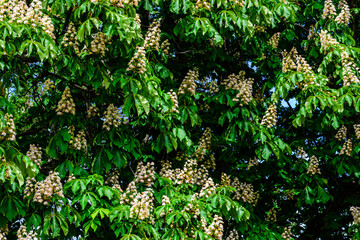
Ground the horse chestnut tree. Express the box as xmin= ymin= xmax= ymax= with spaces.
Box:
xmin=0 ymin=0 xmax=360 ymax=239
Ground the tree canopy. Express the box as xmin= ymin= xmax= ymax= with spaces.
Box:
xmin=1 ymin=0 xmax=360 ymax=239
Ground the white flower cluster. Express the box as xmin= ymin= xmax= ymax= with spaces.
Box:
xmin=335 ymin=0 xmax=351 ymax=25
xmin=17 ymin=225 xmax=38 ymax=240
xmin=226 ymin=229 xmax=239 ymax=240
xmin=162 ymin=195 xmax=171 ymax=205
xmin=341 ymin=49 xmax=359 ymax=86
xmin=173 ymin=161 xmax=198 ymax=184
xmin=0 ymin=0 xmax=55 ymax=39
xmin=354 ymin=124 xmax=360 ymax=139
xmin=266 ymin=207 xmax=277 ymax=222
xmin=184 ymin=194 xmax=200 ymax=216
xmin=127 ymin=46 xmax=147 ymax=74
xmin=230 ymin=0 xmax=244 ymax=7
xmin=199 ymin=177 xmax=216 ymax=198
xmin=254 ymin=25 xmax=266 ymax=33
xmin=339 ymin=139 xmax=352 ymax=156
xmin=168 ymin=90 xmax=179 ymax=113
xmin=120 ymin=181 xmax=138 ymax=204
xmin=194 ymin=128 xmax=212 ymax=163
xmin=43 ymin=79 xmax=55 ymax=92
xmin=281 ymin=48 xmax=298 ymax=73
xmin=160 ymin=195 xmax=172 ymax=217
xmin=307 ymin=155 xmax=321 ymax=175
xmin=207 ymin=80 xmax=219 ymax=94
xmin=134 ymin=162 xmax=155 ymax=187
xmin=26 ymin=144 xmax=42 ymax=168
xmin=2 ymin=157 xmax=10 ymax=180
xmin=61 ymin=23 xmax=80 ymax=55
xmin=0 ymin=225 xmax=8 ymax=240
xmin=322 ymin=0 xmax=336 ymax=19
xmin=0 ymin=113 xmax=16 ymax=141
xmin=24 ymin=93 xmax=34 ymax=110
xmin=159 ymin=161 xmax=173 ymax=179
xmin=319 ymin=30 xmax=359 ymax=86
xmin=282 ymin=47 xmax=322 ymax=88
xmin=350 ymin=206 xmax=360 ymax=224
xmin=247 ymin=157 xmax=258 ymax=170
xmin=67 ymin=173 xmax=76 ymax=182
xmin=144 ymin=20 xmax=161 ymax=51
xmin=89 ymin=32 xmax=109 ymax=57
xmin=159 ymin=158 xmax=209 ymax=186
xmin=296 ymin=55 xmax=317 ymax=88
xmin=134 ymin=13 xmax=141 ymax=26
xmin=268 ymin=32 xmax=281 ymax=49
xmin=24 ymin=177 xmax=36 ymax=198
xmin=221 ymin=173 xmax=231 ymax=186
xmin=199 ymin=103 xmax=210 ymax=112
xmin=319 ymin=30 xmax=339 ymax=53
xmin=205 ymin=215 xmax=224 ymax=240
xmin=335 ymin=125 xmax=347 ymax=141
xmin=284 ymin=189 xmax=295 ymax=200
xmin=105 ymin=169 xmax=122 ymax=191
xmin=296 ymin=146 xmax=308 ymax=159
xmin=307 ymin=25 xmax=315 ymax=40
xmin=232 ymin=178 xmax=259 ymax=206
xmin=33 ymin=171 xmax=64 ymax=205
xmin=179 ymin=68 xmax=199 ymax=95
xmin=108 ymin=0 xmax=139 ymax=7
xmin=181 ymin=158 xmax=210 ymax=185
xmin=130 ymin=189 xmax=154 ymax=220
xmin=195 ymin=0 xmax=211 ymax=10
xmin=222 ymin=71 xmax=254 ymax=105
xmin=87 ymin=105 xmax=100 ymax=118
xmin=260 ymin=103 xmax=277 ymax=128
xmin=69 ymin=130 xmax=87 ymax=151
xmin=199 ymin=77 xmax=219 ymax=95
xmin=102 ymin=104 xmax=122 ymax=130
xmin=281 ymin=226 xmax=293 ymax=240
xmin=56 ymin=87 xmax=75 ymax=115
xmin=107 ymin=0 xmax=122 ymax=7
xmin=161 ymin=39 xmax=170 ymax=55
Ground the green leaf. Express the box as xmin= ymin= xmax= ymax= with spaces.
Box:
xmin=262 ymin=144 xmax=271 ymax=160
xmin=28 ymin=214 xmax=42 ymax=228
xmin=136 ymin=94 xmax=150 ymax=115
xmin=164 ymin=134 xmax=173 ymax=153
xmin=166 ymin=212 xmax=176 ymax=225
xmin=144 ymin=0 xmax=153 ymax=11
xmin=173 ymin=128 xmax=186 ymax=141
xmin=113 ymin=150 xmax=127 ymax=169
xmin=46 ymin=137 xmax=58 ymax=158
xmin=170 ymin=0 xmax=181 ymax=13
xmin=317 ymin=186 xmax=331 ymax=203
xmin=260 ymin=131 xmax=267 ymax=143
xmin=80 ymin=194 xmax=88 ymax=210
xmin=304 ymin=186 xmax=314 ymax=205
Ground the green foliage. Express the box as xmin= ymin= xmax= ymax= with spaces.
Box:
xmin=1 ymin=0 xmax=360 ymax=239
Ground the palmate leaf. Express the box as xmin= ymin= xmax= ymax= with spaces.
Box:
xmin=43 ymin=212 xmax=68 ymax=237
xmin=120 ymin=234 xmax=141 ymax=240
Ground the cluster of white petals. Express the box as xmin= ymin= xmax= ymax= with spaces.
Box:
xmin=0 ymin=0 xmax=55 ymax=38
xmin=17 ymin=225 xmax=39 ymax=240
xmin=179 ymin=69 xmax=199 ymax=95
xmin=222 ymin=71 xmax=253 ymax=105
xmin=260 ymin=103 xmax=277 ymax=128
xmin=0 ymin=113 xmax=16 ymax=141
xmin=26 ymin=144 xmax=42 ymax=168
